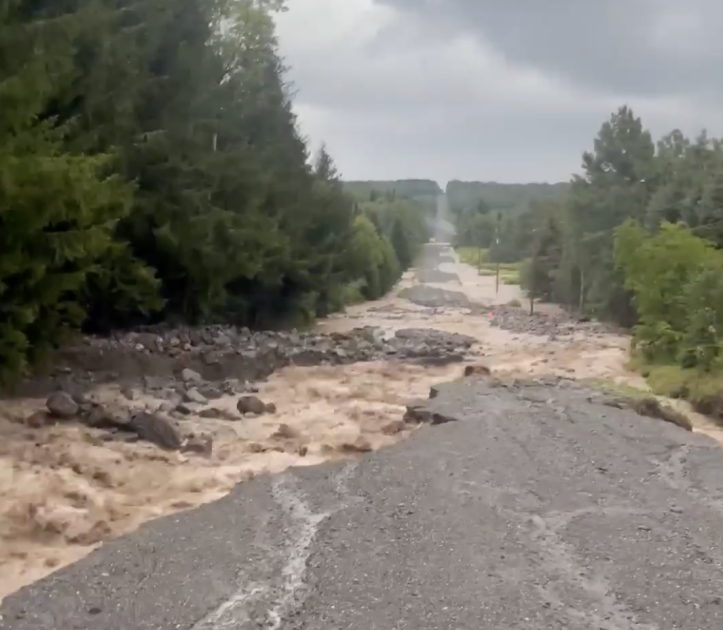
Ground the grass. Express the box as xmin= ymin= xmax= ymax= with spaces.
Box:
xmin=495 ymin=262 xmax=523 ymax=271
xmin=627 ymin=356 xmax=723 ymax=422
xmin=456 ymin=246 xmax=487 ymax=267
xmin=500 ymin=269 xmax=520 ymax=285
xmin=584 ymin=377 xmax=651 ymax=400
xmin=584 ymin=376 xmax=693 ymax=431
xmin=455 ymin=247 xmax=522 ymax=284
xmin=643 ymin=363 xmax=723 ymax=400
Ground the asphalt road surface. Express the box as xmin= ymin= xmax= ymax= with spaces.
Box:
xmin=4 ymin=376 xmax=723 ymax=629
xmin=3 ymin=230 xmax=723 ymax=629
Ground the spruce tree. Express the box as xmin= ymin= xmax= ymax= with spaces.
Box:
xmin=0 ymin=0 xmax=132 ymax=380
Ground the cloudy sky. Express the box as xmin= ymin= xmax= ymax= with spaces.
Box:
xmin=275 ymin=0 xmax=723 ymax=184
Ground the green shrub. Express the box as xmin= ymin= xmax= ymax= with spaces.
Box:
xmin=615 ymin=220 xmax=723 ymax=370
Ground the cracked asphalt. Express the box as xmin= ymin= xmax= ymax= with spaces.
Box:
xmin=4 ymin=377 xmax=723 ymax=629
xmin=3 ymin=202 xmax=723 ymax=629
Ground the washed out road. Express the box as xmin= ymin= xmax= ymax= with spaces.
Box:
xmin=3 ymin=209 xmax=723 ymax=629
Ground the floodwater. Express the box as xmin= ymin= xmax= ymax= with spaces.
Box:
xmin=0 ymin=244 xmax=714 ymax=602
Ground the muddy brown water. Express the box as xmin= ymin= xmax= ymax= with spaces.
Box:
xmin=0 ymin=244 xmax=718 ymax=602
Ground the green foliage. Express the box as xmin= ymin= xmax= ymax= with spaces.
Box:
xmin=456 ymin=247 xmax=488 ymax=267
xmin=0 ymin=0 xmax=137 ymax=381
xmin=465 ymin=104 xmax=723 ymax=414
xmin=446 ymin=181 xmax=569 ymax=215
xmin=0 ymin=0 xmax=431 ymax=382
xmin=520 ymin=205 xmax=564 ymax=301
xmin=449 ymin=182 xmax=567 ymax=261
xmin=614 ymin=220 xmax=723 ymax=371
xmin=477 ymin=106 xmax=683 ymax=326
xmin=460 ymin=104 xmax=723 ymax=397
xmin=342 ymin=195 xmax=430 ymax=301
xmin=343 ymin=180 xmax=441 ymax=201
xmin=362 ymin=198 xmax=430 ymax=267
xmin=454 ymin=211 xmax=495 ymax=249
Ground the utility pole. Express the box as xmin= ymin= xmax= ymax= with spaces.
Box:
xmin=495 ymin=237 xmax=500 ymax=294
xmin=529 ymin=227 xmax=537 ymax=315
xmin=494 ymin=211 xmax=501 ymax=294
xmin=529 ymin=254 xmax=536 ymax=315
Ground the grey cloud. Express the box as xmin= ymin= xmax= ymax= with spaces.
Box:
xmin=301 ymin=100 xmax=621 ymax=183
xmin=277 ymin=0 xmax=723 ymax=182
xmin=373 ymin=0 xmax=723 ymax=98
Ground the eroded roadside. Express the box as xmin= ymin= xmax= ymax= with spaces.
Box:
xmin=4 ymin=337 xmax=723 ymax=629
xmin=322 ymin=247 xmax=723 ymax=444
xmin=0 ymin=241 xmax=717 ymax=607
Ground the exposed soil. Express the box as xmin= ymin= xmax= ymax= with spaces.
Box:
xmin=0 ymin=243 xmax=717 ymax=603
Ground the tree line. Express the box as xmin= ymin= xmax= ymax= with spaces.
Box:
xmin=449 ymin=181 xmax=568 ymax=262
xmin=344 ymin=179 xmax=441 ymax=201
xmin=467 ymin=106 xmax=723 ymax=409
xmin=0 ymin=0 xmax=430 ymax=383
xmin=447 ymin=181 xmax=568 ymax=215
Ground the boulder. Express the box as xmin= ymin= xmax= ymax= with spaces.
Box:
xmin=128 ymin=412 xmax=183 ymax=450
xmin=237 ymin=395 xmax=270 ymax=415
xmin=46 ymin=392 xmax=78 ymax=419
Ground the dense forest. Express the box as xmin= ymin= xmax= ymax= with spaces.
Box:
xmin=344 ymin=179 xmax=441 ymax=201
xmin=0 ymin=0 xmax=431 ymax=383
xmin=449 ymin=181 xmax=569 ymax=261
xmin=343 ymin=179 xmax=440 ymax=222
xmin=469 ymin=106 xmax=723 ymax=409
xmin=447 ymin=181 xmax=568 ymax=214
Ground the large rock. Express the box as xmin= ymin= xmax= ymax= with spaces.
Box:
xmin=25 ymin=410 xmax=52 ymax=428
xmin=341 ymin=436 xmax=373 ymax=453
xmin=46 ymin=392 xmax=79 ymax=418
xmin=237 ymin=395 xmax=270 ymax=416
xmin=464 ymin=364 xmax=490 ymax=377
xmin=128 ymin=412 xmax=183 ymax=450
xmin=181 ymin=368 xmax=203 ymax=383
xmin=403 ymin=401 xmax=457 ymax=426
xmin=182 ymin=434 xmax=213 ymax=456
xmin=183 ymin=388 xmax=208 ymax=404
xmin=82 ymin=403 xmax=130 ymax=430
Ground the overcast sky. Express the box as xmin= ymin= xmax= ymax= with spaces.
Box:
xmin=275 ymin=0 xmax=723 ymax=184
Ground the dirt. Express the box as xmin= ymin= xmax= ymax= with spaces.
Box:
xmin=0 ymin=243 xmax=718 ymax=603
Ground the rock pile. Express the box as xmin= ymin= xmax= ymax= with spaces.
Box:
xmin=44 ymin=325 xmax=475 ymax=386
xmin=485 ymin=305 xmax=614 ymax=338
xmin=398 ymin=284 xmax=614 ymax=339
xmin=23 ymin=326 xmax=477 ymax=451
xmin=398 ymin=286 xmax=472 ymax=308
xmin=33 ymin=372 xmax=284 ymax=454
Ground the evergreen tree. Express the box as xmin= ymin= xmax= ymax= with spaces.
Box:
xmin=0 ymin=0 xmax=133 ymax=380
xmin=565 ymin=106 xmax=655 ymax=324
xmin=0 ymin=0 xmax=433 ymax=382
